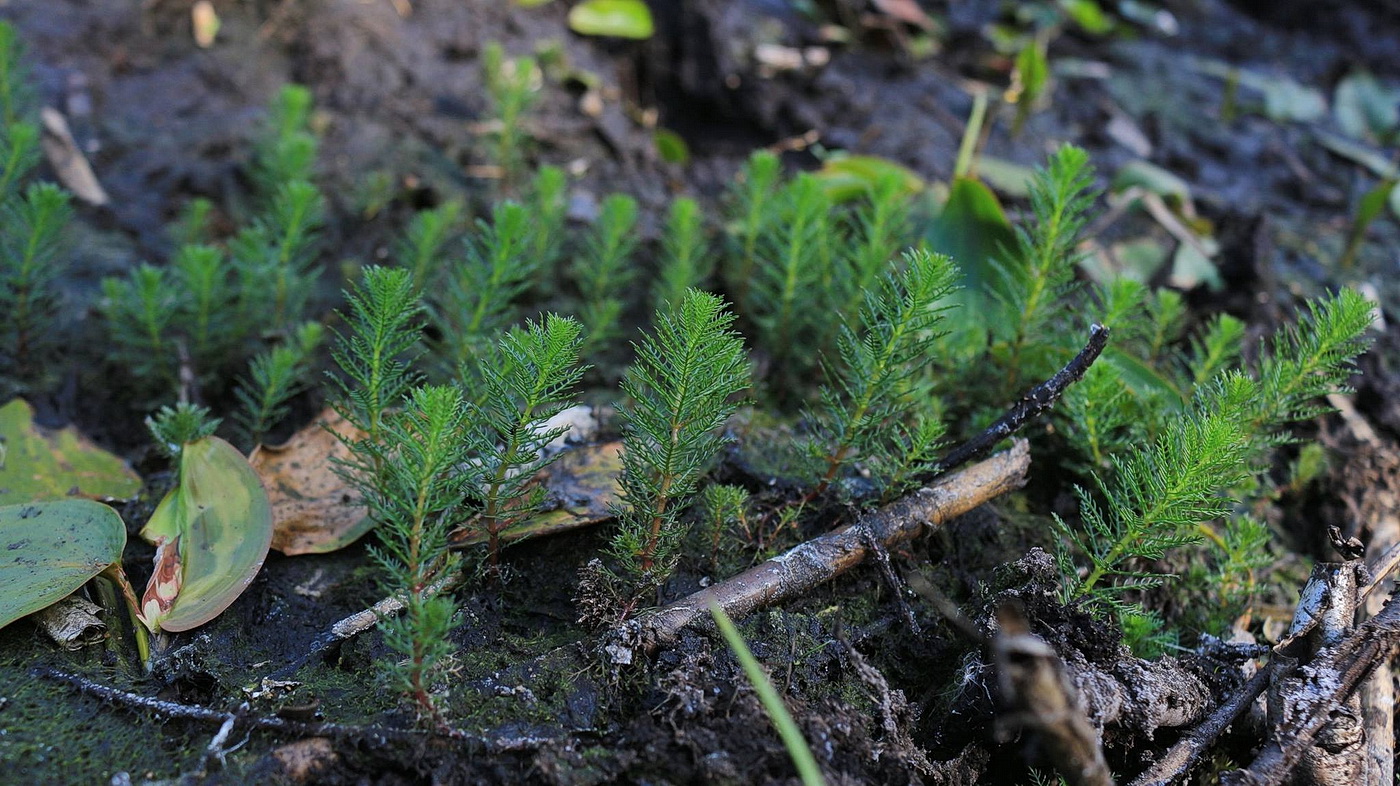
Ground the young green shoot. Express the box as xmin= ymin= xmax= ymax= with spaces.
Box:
xmin=612 ymin=289 xmax=750 ymax=583
xmin=362 ymin=385 xmax=470 ymax=726
xmin=572 ymin=193 xmax=639 ymax=355
xmin=234 ymin=321 xmax=324 ymax=448
xmin=710 ymin=604 xmax=828 ymax=786
xmin=459 ymin=314 xmax=586 ymax=577
xmin=653 ymin=196 xmax=711 ymax=313
xmin=808 ymin=248 xmax=958 ymax=497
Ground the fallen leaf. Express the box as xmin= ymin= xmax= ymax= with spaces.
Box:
xmin=450 ymin=441 xmax=623 ymax=548
xmin=39 ymin=107 xmax=108 ymax=206
xmin=250 ymin=408 xmax=372 ymax=556
xmin=0 ymin=398 xmax=142 ymax=504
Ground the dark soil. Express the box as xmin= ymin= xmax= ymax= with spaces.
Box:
xmin=3 ymin=0 xmax=1399 ymax=783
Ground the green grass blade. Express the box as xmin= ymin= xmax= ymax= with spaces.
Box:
xmin=709 ymin=603 xmax=828 ymax=786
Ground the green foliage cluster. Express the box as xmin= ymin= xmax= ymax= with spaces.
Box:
xmin=608 ymin=290 xmax=750 ymax=582
xmin=0 ymin=21 xmax=1379 ymax=727
xmin=0 ymin=25 xmax=69 ymax=394
xmin=99 ymin=85 xmax=325 ymax=432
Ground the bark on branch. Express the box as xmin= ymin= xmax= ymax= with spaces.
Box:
xmin=607 ymin=440 xmax=1032 ymax=662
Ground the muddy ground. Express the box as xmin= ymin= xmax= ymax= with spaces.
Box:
xmin=2 ymin=0 xmax=1400 ymax=783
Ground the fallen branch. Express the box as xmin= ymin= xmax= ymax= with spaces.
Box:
xmin=1129 ymin=539 xmax=1400 ymax=786
xmin=35 ymin=666 xmax=558 ymax=753
xmin=608 ymin=440 xmax=1032 ymax=661
xmin=993 ymin=601 xmax=1113 ymax=786
xmin=1223 ymin=592 xmax=1400 ymax=785
xmin=929 ymin=324 xmax=1107 ymax=478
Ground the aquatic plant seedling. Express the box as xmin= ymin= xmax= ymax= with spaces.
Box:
xmin=138 ymin=428 xmax=274 ymax=633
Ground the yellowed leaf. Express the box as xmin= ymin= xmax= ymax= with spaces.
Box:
xmin=250 ymin=408 xmax=372 ymax=556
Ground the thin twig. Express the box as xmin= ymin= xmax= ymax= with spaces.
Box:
xmin=34 ymin=666 xmax=559 ymax=753
xmin=930 ymin=325 xmax=1108 ymax=478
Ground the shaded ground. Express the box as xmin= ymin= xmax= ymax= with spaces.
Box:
xmin=3 ymin=0 xmax=1400 ymax=783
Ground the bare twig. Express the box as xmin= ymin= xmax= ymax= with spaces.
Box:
xmin=1129 ymin=543 xmax=1400 ymax=786
xmin=611 ymin=441 xmax=1032 ymax=661
xmin=35 ymin=666 xmax=558 ymax=752
xmin=930 ymin=325 xmax=1108 ymax=478
xmin=1222 ymin=593 xmax=1400 ymax=786
xmin=993 ymin=602 xmax=1114 ymax=786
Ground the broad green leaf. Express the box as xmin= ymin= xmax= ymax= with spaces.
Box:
xmin=1261 ymin=78 xmax=1327 ymax=123
xmin=977 ymin=156 xmax=1036 ymax=198
xmin=568 ymin=0 xmax=654 ymax=39
xmin=1102 ymin=346 xmax=1186 ymax=409
xmin=0 ymin=399 xmax=142 ymax=504
xmin=814 ymin=154 xmax=924 ymax=203
xmin=0 ymin=500 xmax=126 ymax=630
xmin=1112 ymin=160 xmax=1191 ymax=205
xmin=1169 ymin=243 xmax=1222 ymax=291
xmin=1334 ymin=71 xmax=1400 ymax=144
xmin=654 ymin=128 xmax=690 ymax=165
xmin=925 ymin=177 xmax=1015 ymax=297
xmin=138 ymin=436 xmax=272 ymax=632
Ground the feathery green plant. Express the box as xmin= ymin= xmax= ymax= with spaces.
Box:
xmin=840 ymin=172 xmax=913 ymax=319
xmin=100 ymin=264 xmax=181 ymax=396
xmin=1058 ymin=290 xmax=1374 ymax=628
xmin=234 ymin=321 xmax=324 ymax=448
xmin=230 ymin=179 xmax=325 ymax=334
xmin=481 ymin=42 xmax=541 ymax=187
xmin=701 ymin=483 xmax=750 ymax=568
xmin=396 ymin=200 xmax=462 ymax=291
xmin=611 ymin=289 xmax=750 ymax=583
xmin=330 ymin=266 xmax=423 ymax=450
xmin=458 ymin=314 xmax=586 ymax=576
xmin=572 ymin=193 xmax=639 ymax=355
xmin=807 ymin=248 xmax=958 ymax=498
xmin=992 ymin=144 xmax=1096 ymax=389
xmin=748 ymin=173 xmax=836 ymax=384
xmin=172 ymin=243 xmax=234 ymax=373
xmin=725 ymin=150 xmax=782 ymax=309
xmin=1 ymin=183 xmax=72 ymax=384
xmin=525 ymin=165 xmax=568 ymax=288
xmin=437 ymin=200 xmax=535 ymax=367
xmin=653 ymin=196 xmax=711 ymax=313
xmin=0 ymin=22 xmax=38 ymax=200
xmin=252 ymin=84 xmax=318 ymax=200
xmin=359 ymin=384 xmax=470 ymax=726
xmin=146 ymin=402 xmax=221 ymax=459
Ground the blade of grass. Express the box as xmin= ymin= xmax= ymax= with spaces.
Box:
xmin=709 ymin=603 xmax=829 ymax=786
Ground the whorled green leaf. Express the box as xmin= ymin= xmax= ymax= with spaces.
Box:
xmin=813 ymin=154 xmax=924 ymax=203
xmin=138 ymin=436 xmax=272 ymax=633
xmin=0 ymin=500 xmax=126 ymax=630
xmin=0 ymin=399 xmax=142 ymax=504
xmin=567 ymin=0 xmax=654 ymax=39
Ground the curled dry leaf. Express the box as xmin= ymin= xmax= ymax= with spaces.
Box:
xmin=250 ymin=408 xmax=373 ymax=556
xmin=0 ymin=398 xmax=142 ymax=504
xmin=39 ymin=107 xmax=108 ymax=205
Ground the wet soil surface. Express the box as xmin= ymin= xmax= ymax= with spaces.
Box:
xmin=3 ymin=0 xmax=1400 ymax=783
